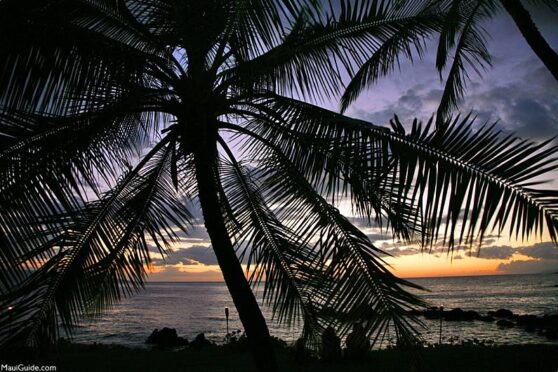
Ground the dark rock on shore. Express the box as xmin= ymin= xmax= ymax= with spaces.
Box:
xmin=410 ymin=306 xmax=558 ymax=341
xmin=492 ymin=309 xmax=514 ymax=318
xmin=496 ymin=319 xmax=515 ymax=328
xmin=415 ymin=307 xmax=482 ymax=321
xmin=422 ymin=307 xmax=443 ymax=319
xmin=190 ymin=333 xmax=213 ymax=349
xmin=146 ymin=328 xmax=188 ymax=347
xmin=444 ymin=308 xmax=481 ymax=321
xmin=516 ymin=315 xmax=539 ymax=328
xmin=545 ymin=329 xmax=558 ymax=340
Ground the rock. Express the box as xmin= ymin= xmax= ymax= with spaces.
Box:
xmin=544 ymin=329 xmax=558 ymax=340
xmin=465 ymin=310 xmax=482 ymax=321
xmin=424 ymin=308 xmax=443 ymax=319
xmin=145 ymin=328 xmax=188 ymax=347
xmin=479 ymin=316 xmax=495 ymax=322
xmin=494 ymin=309 xmax=514 ymax=318
xmin=444 ymin=308 xmax=464 ymax=321
xmin=496 ymin=319 xmax=515 ymax=328
xmin=542 ymin=314 xmax=558 ymax=327
xmin=190 ymin=333 xmax=213 ymax=349
xmin=443 ymin=308 xmax=480 ymax=321
xmin=516 ymin=315 xmax=540 ymax=329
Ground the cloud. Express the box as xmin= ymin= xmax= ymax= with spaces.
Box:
xmin=353 ymin=61 xmax=558 ymax=140
xmin=471 ymin=245 xmax=516 ymax=260
xmin=447 ymin=242 xmax=558 ymax=261
xmin=378 ymin=238 xmax=558 ymax=265
xmin=146 ymin=222 xmax=211 ymax=256
xmin=518 ymin=242 xmax=558 ymax=260
xmin=365 ymin=232 xmax=392 ymax=242
xmin=381 ymin=245 xmax=421 ymax=257
xmin=154 ymin=245 xmax=218 ymax=266
xmin=148 ymin=264 xmax=223 ymax=282
xmin=497 ymin=259 xmax=558 ymax=275
xmin=352 ymin=84 xmax=440 ymax=127
xmin=462 ymin=68 xmax=558 ymax=138
xmin=474 ymin=242 xmax=558 ymax=274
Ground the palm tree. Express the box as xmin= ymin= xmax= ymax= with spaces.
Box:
xmin=501 ymin=0 xmax=558 ymax=79
xmin=0 ymin=1 xmax=557 ymax=371
xmin=340 ymin=0 xmax=558 ymax=126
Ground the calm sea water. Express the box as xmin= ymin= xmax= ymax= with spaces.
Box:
xmin=70 ymin=273 xmax=558 ymax=347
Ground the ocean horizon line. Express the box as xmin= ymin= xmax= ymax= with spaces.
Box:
xmin=145 ymin=271 xmax=556 ymax=284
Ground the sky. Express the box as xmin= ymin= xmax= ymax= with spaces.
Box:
xmin=148 ymin=5 xmax=558 ymax=282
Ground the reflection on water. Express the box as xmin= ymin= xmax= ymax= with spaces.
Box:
xmin=71 ymin=273 xmax=558 ymax=347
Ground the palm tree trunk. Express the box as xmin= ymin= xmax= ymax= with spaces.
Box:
xmin=501 ymin=0 xmax=558 ymax=81
xmin=193 ymin=146 xmax=277 ymax=372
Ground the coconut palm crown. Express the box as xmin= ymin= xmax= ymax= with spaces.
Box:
xmin=1 ymin=0 xmax=557 ymax=370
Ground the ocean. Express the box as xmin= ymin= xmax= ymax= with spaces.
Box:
xmin=70 ymin=273 xmax=558 ymax=348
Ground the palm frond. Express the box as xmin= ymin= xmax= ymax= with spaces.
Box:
xmin=228 ymin=97 xmax=558 ymax=247
xmin=225 ymin=0 xmax=445 ymax=101
xmin=388 ymin=114 xmax=558 ymax=247
xmin=228 ymin=95 xmax=424 ymax=242
xmin=434 ymin=0 xmax=496 ymax=126
xmin=0 ymin=0 xmax=173 ymax=118
xmin=218 ymin=147 xmax=321 ymax=341
xmin=222 ymin=123 xmax=425 ymax=347
xmin=0 ymin=135 xmax=192 ymax=347
xmin=0 ymin=98 xmax=171 ymax=291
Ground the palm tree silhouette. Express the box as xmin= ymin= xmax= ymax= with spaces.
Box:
xmin=0 ymin=1 xmax=557 ymax=371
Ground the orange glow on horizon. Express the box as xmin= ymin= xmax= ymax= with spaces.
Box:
xmin=146 ymin=254 xmax=535 ymax=282
xmin=385 ymin=254 xmax=506 ymax=278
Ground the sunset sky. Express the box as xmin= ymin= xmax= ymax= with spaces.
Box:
xmin=148 ymin=5 xmax=558 ymax=282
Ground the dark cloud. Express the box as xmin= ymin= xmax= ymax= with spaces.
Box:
xmin=353 ymin=84 xmax=440 ymax=127
xmin=347 ymin=216 xmax=382 ymax=229
xmin=380 ymin=245 xmax=420 ymax=257
xmin=471 ymin=245 xmax=516 ymax=260
xmin=497 ymin=259 xmax=558 ymax=275
xmin=456 ymin=242 xmax=558 ymax=261
xmin=354 ymin=66 xmax=558 ymax=139
xmin=146 ymin=222 xmax=210 ymax=255
xmin=454 ymin=241 xmax=558 ymax=262
xmin=518 ymin=242 xmax=558 ymax=260
xmin=366 ymin=232 xmax=392 ymax=242
xmin=154 ymin=245 xmax=218 ymax=266
xmin=379 ymin=239 xmax=558 ymax=263
xmin=463 ymin=68 xmax=558 ymax=138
